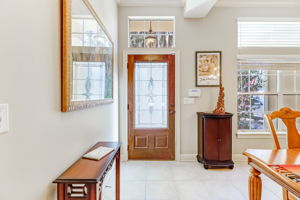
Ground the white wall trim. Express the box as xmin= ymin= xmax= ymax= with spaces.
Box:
xmin=237 ymin=132 xmax=287 ymax=139
xmin=237 ymin=54 xmax=300 ymax=62
xmin=180 ymin=154 xmax=247 ymax=162
xmin=120 ymin=49 xmax=181 ymax=161
xmin=215 ymin=0 xmax=300 ymax=8
xmin=180 ymin=154 xmax=197 ymax=161
xmin=118 ymin=1 xmax=183 ymax=7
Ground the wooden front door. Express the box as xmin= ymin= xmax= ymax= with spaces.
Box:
xmin=128 ymin=54 xmax=175 ymax=160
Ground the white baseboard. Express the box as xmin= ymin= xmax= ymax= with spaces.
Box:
xmin=121 ymin=153 xmax=128 ymax=162
xmin=232 ymin=154 xmax=247 ymax=162
xmin=121 ymin=153 xmax=247 ymax=163
xmin=180 ymin=154 xmax=197 ymax=161
xmin=180 ymin=154 xmax=247 ymax=162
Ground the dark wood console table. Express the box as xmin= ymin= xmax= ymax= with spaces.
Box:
xmin=53 ymin=142 xmax=121 ymax=200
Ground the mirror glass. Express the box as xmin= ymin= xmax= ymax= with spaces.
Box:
xmin=62 ymin=0 xmax=113 ymax=112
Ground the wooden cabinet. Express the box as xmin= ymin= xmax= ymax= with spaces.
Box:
xmin=197 ymin=112 xmax=234 ymax=169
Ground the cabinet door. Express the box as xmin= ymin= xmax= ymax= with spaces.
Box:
xmin=218 ymin=118 xmax=232 ymax=161
xmin=204 ymin=118 xmax=219 ymax=160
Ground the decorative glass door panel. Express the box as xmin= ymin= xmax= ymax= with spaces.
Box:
xmin=135 ymin=62 xmax=168 ymax=128
xmin=128 ymin=55 xmax=175 ymax=160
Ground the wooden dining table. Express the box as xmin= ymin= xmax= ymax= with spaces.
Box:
xmin=243 ymin=149 xmax=300 ymax=200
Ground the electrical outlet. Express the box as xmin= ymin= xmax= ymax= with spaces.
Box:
xmin=0 ymin=104 xmax=9 ymax=134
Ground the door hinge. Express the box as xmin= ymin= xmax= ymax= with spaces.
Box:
xmin=127 ymin=104 xmax=129 ymax=110
xmin=127 ymin=145 xmax=129 ymax=150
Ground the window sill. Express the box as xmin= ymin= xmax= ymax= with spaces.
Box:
xmin=237 ymin=131 xmax=287 ymax=139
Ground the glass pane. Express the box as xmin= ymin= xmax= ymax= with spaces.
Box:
xmin=72 ymin=19 xmax=83 ymax=33
xmin=282 ymin=94 xmax=297 ymax=110
xmin=237 ymin=95 xmax=250 ymax=112
xmin=84 ymin=33 xmax=98 ymax=47
xmin=251 ymin=95 xmax=264 ymax=113
xmin=168 ymin=35 xmax=174 ymax=48
xmin=145 ymin=35 xmax=158 ymax=48
xmin=72 ymin=62 xmax=105 ymax=101
xmin=250 ymin=112 xmax=264 ymax=130
xmin=264 ymin=95 xmax=278 ymax=112
xmin=283 ymin=94 xmax=297 ymax=110
xmin=296 ymin=72 xmax=300 ymax=92
xmin=128 ymin=19 xmax=175 ymax=48
xmin=135 ymin=62 xmax=168 ymax=128
xmin=279 ymin=71 xmax=296 ymax=92
xmin=159 ymin=35 xmax=167 ymax=48
xmin=237 ymin=70 xmax=249 ymax=92
xmin=266 ymin=70 xmax=277 ymax=93
xmin=72 ymin=34 xmax=83 ymax=46
xmin=238 ymin=112 xmax=250 ymax=129
xmin=130 ymin=35 xmax=144 ymax=48
xmin=159 ymin=20 xmax=174 ymax=32
xmin=297 ymin=95 xmax=300 ymax=110
xmin=84 ymin=19 xmax=98 ymax=34
xmin=129 ymin=20 xmax=145 ymax=33
xmin=250 ymin=70 xmax=267 ymax=92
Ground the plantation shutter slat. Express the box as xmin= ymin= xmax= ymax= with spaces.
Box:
xmin=238 ymin=18 xmax=300 ymax=47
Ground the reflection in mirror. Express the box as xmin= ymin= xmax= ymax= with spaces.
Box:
xmin=71 ymin=0 xmax=112 ymax=101
xmin=62 ymin=0 xmax=113 ymax=112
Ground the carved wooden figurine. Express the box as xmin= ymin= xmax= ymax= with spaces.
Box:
xmin=213 ymin=83 xmax=225 ymax=114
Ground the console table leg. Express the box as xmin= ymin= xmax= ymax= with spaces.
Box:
xmin=249 ymin=167 xmax=262 ymax=200
xmin=57 ymin=183 xmax=65 ymax=200
xmin=116 ymin=149 xmax=120 ymax=200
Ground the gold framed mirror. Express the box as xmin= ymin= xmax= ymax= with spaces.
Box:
xmin=61 ymin=0 xmax=114 ymax=112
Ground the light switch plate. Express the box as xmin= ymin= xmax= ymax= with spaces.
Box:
xmin=188 ymin=89 xmax=201 ymax=97
xmin=0 ymin=104 xmax=9 ymax=134
xmin=183 ymin=98 xmax=195 ymax=105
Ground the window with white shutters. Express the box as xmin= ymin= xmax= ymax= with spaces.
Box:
xmin=238 ymin=18 xmax=300 ymax=48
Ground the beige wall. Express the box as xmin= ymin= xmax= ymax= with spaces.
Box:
xmin=118 ymin=6 xmax=300 ymax=155
xmin=0 ymin=0 xmax=118 ymax=199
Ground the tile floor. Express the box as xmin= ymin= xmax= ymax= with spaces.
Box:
xmin=120 ymin=161 xmax=282 ymax=200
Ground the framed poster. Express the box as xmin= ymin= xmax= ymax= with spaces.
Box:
xmin=195 ymin=51 xmax=221 ymax=87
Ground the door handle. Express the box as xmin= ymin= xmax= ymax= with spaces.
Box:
xmin=169 ymin=110 xmax=176 ymax=115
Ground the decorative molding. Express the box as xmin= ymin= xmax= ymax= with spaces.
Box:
xmin=118 ymin=0 xmax=184 ymax=7
xmin=215 ymin=0 xmax=300 ymax=8
xmin=118 ymin=0 xmax=300 ymax=8
xmin=180 ymin=154 xmax=247 ymax=162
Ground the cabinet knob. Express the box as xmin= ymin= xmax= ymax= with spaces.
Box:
xmin=217 ymin=138 xmax=222 ymax=142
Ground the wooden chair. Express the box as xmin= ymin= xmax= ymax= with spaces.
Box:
xmin=265 ymin=107 xmax=300 ymax=200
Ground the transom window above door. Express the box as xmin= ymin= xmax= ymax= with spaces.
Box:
xmin=128 ymin=16 xmax=175 ymax=48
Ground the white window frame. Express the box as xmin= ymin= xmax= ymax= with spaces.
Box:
xmin=237 ymin=55 xmax=300 ymax=137
xmin=128 ymin=16 xmax=176 ymax=48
